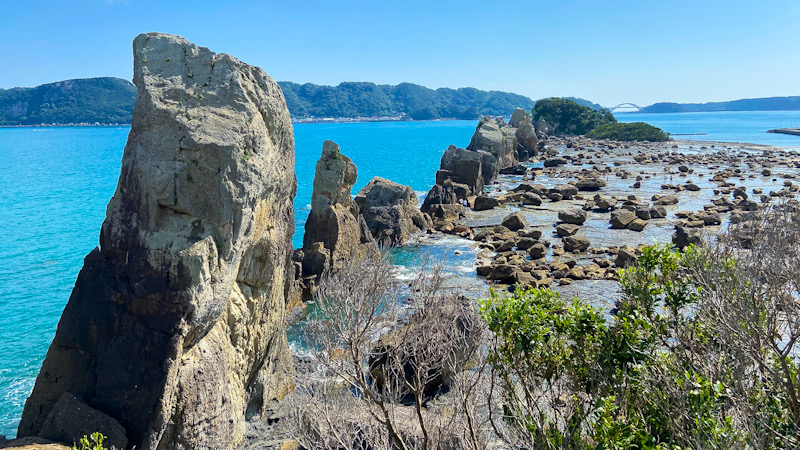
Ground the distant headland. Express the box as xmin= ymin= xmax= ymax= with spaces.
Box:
xmin=638 ymin=96 xmax=800 ymax=113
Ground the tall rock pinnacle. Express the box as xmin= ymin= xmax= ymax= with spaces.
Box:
xmin=18 ymin=33 xmax=296 ymax=449
xmin=302 ymin=140 xmax=379 ymax=277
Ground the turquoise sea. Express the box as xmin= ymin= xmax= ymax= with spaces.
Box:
xmin=1 ymin=111 xmax=799 ymax=438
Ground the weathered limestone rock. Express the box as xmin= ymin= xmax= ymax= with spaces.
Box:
xmin=650 ymin=205 xmax=668 ymax=218
xmin=303 ymin=140 xmax=379 ymax=274
xmin=673 ymin=225 xmax=702 ymax=249
xmin=467 ymin=118 xmax=514 ymax=166
xmin=610 ymin=209 xmax=636 ymax=229
xmin=37 ymin=394 xmax=128 ymax=450
xmin=473 ymin=195 xmax=500 ymax=211
xmin=655 ymin=194 xmax=679 ymax=205
xmin=553 ymin=184 xmax=578 ymax=200
xmin=544 ymin=157 xmax=567 ymax=167
xmin=594 ymin=194 xmax=617 ymax=211
xmin=535 ymin=117 xmax=552 ymax=136
xmin=466 ymin=117 xmax=518 ymax=176
xmin=301 ymin=242 xmax=330 ymax=278
xmin=563 ymin=235 xmax=590 ymax=252
xmin=556 ymin=223 xmax=580 ymax=237
xmin=501 ymin=212 xmax=526 ymax=231
xmin=440 ymin=145 xmax=497 ymax=185
xmin=521 ymin=192 xmax=543 ymax=206
xmin=529 ymin=243 xmax=548 ymax=259
xmin=19 ymin=33 xmax=296 ymax=449
xmin=558 ymin=209 xmax=587 ymax=225
xmin=499 ymin=164 xmax=527 ymax=175
xmin=575 ymin=177 xmax=606 ymax=191
xmin=616 ymin=246 xmax=638 ymax=267
xmin=627 ymin=218 xmax=647 ymax=232
xmin=509 ymin=107 xmax=527 ymax=127
xmin=515 ymin=119 xmax=538 ymax=161
xmin=355 ymin=177 xmax=432 ymax=245
xmin=436 ymin=149 xmax=484 ymax=193
xmin=420 ymin=182 xmax=459 ymax=212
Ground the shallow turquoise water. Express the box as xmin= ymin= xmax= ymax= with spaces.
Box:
xmin=2 ymin=110 xmax=800 ymax=438
xmin=0 ymin=120 xmax=476 ymax=438
xmin=293 ymin=120 xmax=477 ymax=247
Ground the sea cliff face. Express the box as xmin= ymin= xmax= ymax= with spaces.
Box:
xmin=17 ymin=33 xmax=296 ymax=449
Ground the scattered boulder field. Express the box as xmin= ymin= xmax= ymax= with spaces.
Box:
xmin=300 ymin=107 xmax=800 ymax=304
xmin=415 ymin=111 xmax=800 ymax=299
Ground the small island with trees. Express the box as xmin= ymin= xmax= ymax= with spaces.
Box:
xmin=533 ymin=97 xmax=670 ymax=141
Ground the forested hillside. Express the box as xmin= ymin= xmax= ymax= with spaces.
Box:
xmin=277 ymin=81 xmax=536 ymax=119
xmin=0 ymin=77 xmax=136 ymax=125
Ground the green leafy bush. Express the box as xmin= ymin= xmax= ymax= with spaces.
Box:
xmin=586 ymin=122 xmax=670 ymax=141
xmin=479 ymin=244 xmax=767 ymax=448
xmin=532 ymin=97 xmax=616 ymax=135
xmin=72 ymin=432 xmax=107 ymax=450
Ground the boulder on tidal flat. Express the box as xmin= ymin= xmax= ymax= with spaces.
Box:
xmin=501 ymin=211 xmax=527 ymax=231
xmin=563 ymin=235 xmax=590 ymax=252
xmin=473 ymin=195 xmax=500 ymax=211
xmin=610 ymin=209 xmax=636 ymax=229
xmin=558 ymin=208 xmax=587 ymax=225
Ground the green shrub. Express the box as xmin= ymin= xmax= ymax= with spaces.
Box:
xmin=72 ymin=432 xmax=107 ymax=450
xmin=479 ymin=245 xmax=745 ymax=449
xmin=586 ymin=122 xmax=670 ymax=141
xmin=532 ymin=97 xmax=616 ymax=135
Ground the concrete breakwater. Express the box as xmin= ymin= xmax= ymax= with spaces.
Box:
xmin=768 ymin=127 xmax=800 ymax=137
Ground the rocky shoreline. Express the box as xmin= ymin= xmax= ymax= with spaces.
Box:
xmin=290 ymin=110 xmax=800 ymax=312
xmin=7 ymin=32 xmax=800 ymax=450
xmin=411 ymin=129 xmax=799 ymax=306
xmin=241 ymin=110 xmax=800 ymax=449
xmin=286 ymin=107 xmax=800 ymax=344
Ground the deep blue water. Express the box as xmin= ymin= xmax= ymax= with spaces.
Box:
xmin=2 ymin=111 xmax=800 ymax=438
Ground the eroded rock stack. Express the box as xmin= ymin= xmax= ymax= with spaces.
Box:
xmin=301 ymin=140 xmax=379 ymax=278
xmin=422 ymin=112 xmax=538 ymax=219
xmin=18 ymin=33 xmax=296 ymax=450
xmin=355 ymin=177 xmax=432 ymax=246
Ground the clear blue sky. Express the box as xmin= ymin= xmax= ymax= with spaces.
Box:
xmin=1 ymin=0 xmax=798 ymax=107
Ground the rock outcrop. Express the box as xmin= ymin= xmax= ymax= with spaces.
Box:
xmin=467 ymin=117 xmax=518 ymax=172
xmin=439 ymin=145 xmax=491 ymax=188
xmin=355 ymin=177 xmax=431 ymax=245
xmin=423 ymin=113 xmax=537 ymax=217
xmin=510 ymin=108 xmax=539 ymax=161
xmin=302 ymin=140 xmax=379 ymax=276
xmin=19 ymin=33 xmax=296 ymax=449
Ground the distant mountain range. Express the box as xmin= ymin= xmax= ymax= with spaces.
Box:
xmin=639 ymin=96 xmax=800 ymax=113
xmin=277 ymin=81 xmax=535 ymax=120
xmin=1 ymin=76 xmax=797 ymax=126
